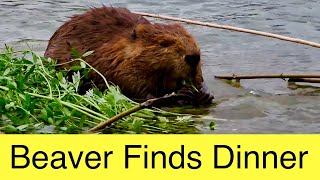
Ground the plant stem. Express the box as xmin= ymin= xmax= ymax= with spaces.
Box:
xmin=73 ymin=94 xmax=101 ymax=111
xmin=65 ymin=100 xmax=107 ymax=119
xmin=27 ymin=92 xmax=107 ymax=122
xmin=88 ymin=93 xmax=177 ymax=132
xmin=75 ymin=58 xmax=110 ymax=89
xmin=0 ymin=86 xmax=9 ymax=91
xmin=38 ymin=71 xmax=53 ymax=98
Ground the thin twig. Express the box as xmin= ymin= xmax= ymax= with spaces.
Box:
xmin=88 ymin=104 xmax=143 ymax=132
xmin=133 ymin=11 xmax=320 ymax=48
xmin=215 ymin=74 xmax=320 ymax=80
xmin=88 ymin=93 xmax=177 ymax=132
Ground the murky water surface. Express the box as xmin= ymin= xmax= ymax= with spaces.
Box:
xmin=1 ymin=0 xmax=320 ymax=133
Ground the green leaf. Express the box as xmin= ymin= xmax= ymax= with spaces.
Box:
xmin=40 ymin=109 xmax=48 ymax=120
xmin=45 ymin=107 xmax=54 ymax=118
xmin=157 ymin=116 xmax=169 ymax=122
xmin=57 ymin=72 xmax=63 ymax=81
xmin=133 ymin=112 xmax=155 ymax=119
xmin=62 ymin=107 xmax=71 ymax=117
xmin=56 ymin=119 xmax=64 ymax=126
xmin=5 ymin=102 xmax=15 ymax=110
xmin=17 ymin=124 xmax=29 ymax=131
xmin=80 ymin=61 xmax=86 ymax=68
xmin=23 ymin=65 xmax=35 ymax=82
xmin=70 ymin=48 xmax=81 ymax=58
xmin=209 ymin=122 xmax=215 ymax=130
xmin=0 ymin=98 xmax=6 ymax=110
xmin=79 ymin=116 xmax=87 ymax=127
xmin=24 ymin=94 xmax=31 ymax=110
xmin=1 ymin=125 xmax=18 ymax=133
xmin=83 ymin=69 xmax=89 ymax=79
xmin=82 ymin=51 xmax=94 ymax=57
xmin=0 ymin=86 xmax=9 ymax=91
xmin=32 ymin=52 xmax=40 ymax=63
xmin=65 ymin=125 xmax=82 ymax=134
xmin=70 ymin=66 xmax=82 ymax=71
xmin=51 ymin=78 xmax=59 ymax=86
xmin=48 ymin=118 xmax=54 ymax=124
xmin=53 ymin=98 xmax=63 ymax=108
xmin=3 ymin=68 xmax=10 ymax=76
xmin=7 ymin=81 xmax=17 ymax=89
xmin=60 ymin=127 xmax=67 ymax=131
xmin=132 ymin=119 xmax=144 ymax=134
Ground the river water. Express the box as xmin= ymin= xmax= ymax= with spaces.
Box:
xmin=1 ymin=0 xmax=320 ymax=133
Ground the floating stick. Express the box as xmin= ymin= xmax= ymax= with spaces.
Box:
xmin=215 ymin=74 xmax=320 ymax=80
xmin=133 ymin=11 xmax=320 ymax=48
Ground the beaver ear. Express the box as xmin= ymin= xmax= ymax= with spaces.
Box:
xmin=131 ymin=29 xmax=138 ymax=39
xmin=133 ymin=24 xmax=154 ymax=38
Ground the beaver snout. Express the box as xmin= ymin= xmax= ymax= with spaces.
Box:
xmin=185 ymin=54 xmax=200 ymax=67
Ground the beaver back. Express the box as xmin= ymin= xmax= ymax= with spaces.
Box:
xmin=45 ymin=7 xmax=149 ymax=61
xmin=45 ymin=6 xmax=213 ymax=104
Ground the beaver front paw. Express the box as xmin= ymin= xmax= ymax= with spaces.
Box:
xmin=176 ymin=86 xmax=214 ymax=106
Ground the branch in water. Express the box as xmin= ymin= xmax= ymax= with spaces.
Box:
xmin=133 ymin=11 xmax=320 ymax=49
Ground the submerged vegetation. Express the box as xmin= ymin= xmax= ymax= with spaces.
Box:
xmin=0 ymin=47 xmax=213 ymax=134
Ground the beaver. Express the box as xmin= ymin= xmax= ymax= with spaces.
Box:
xmin=45 ymin=6 xmax=213 ymax=105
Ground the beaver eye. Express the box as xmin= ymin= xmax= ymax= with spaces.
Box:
xmin=185 ymin=54 xmax=201 ymax=66
xmin=160 ymin=39 xmax=175 ymax=47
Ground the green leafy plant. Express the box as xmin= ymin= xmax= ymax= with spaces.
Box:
xmin=0 ymin=46 xmax=203 ymax=134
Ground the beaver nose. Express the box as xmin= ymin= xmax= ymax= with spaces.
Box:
xmin=185 ymin=54 xmax=200 ymax=67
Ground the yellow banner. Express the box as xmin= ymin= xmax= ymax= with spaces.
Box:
xmin=0 ymin=135 xmax=318 ymax=179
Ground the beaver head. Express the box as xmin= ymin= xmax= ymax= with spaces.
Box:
xmin=121 ymin=23 xmax=202 ymax=97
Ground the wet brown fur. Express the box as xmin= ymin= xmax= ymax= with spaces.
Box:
xmin=45 ymin=6 xmax=211 ymax=102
